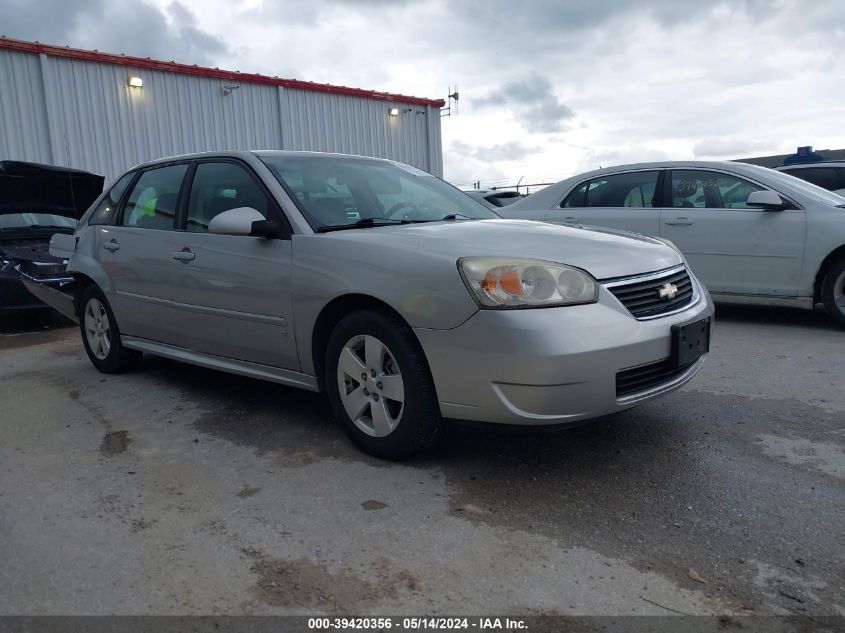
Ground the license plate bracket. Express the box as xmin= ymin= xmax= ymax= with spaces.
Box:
xmin=671 ymin=317 xmax=711 ymax=368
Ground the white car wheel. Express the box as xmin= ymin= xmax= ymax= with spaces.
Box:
xmin=325 ymin=309 xmax=442 ymax=459
xmin=83 ymin=297 xmax=112 ymax=360
xmin=337 ymin=334 xmax=405 ymax=438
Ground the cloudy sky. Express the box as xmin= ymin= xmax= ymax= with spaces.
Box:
xmin=2 ymin=0 xmax=844 ymax=188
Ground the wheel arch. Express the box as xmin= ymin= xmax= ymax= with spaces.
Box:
xmin=813 ymin=245 xmax=845 ymax=302
xmin=70 ymin=272 xmax=98 ymax=318
xmin=311 ymin=293 xmax=426 ymax=392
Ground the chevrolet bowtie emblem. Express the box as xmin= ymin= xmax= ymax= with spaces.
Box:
xmin=658 ymin=282 xmax=679 ymax=300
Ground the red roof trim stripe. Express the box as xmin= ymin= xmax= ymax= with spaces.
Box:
xmin=0 ymin=36 xmax=445 ymax=108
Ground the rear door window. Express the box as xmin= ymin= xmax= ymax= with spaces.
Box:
xmin=561 ymin=171 xmax=660 ymax=208
xmin=122 ymin=164 xmax=188 ymax=230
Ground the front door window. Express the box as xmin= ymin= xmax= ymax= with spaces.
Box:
xmin=122 ymin=164 xmax=189 ymax=230
xmin=186 ymin=162 xmax=273 ymax=232
xmin=670 ymin=170 xmax=764 ymax=209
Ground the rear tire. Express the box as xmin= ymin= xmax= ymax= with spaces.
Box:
xmin=324 ymin=309 xmax=442 ymax=459
xmin=79 ymin=285 xmax=142 ymax=373
xmin=821 ymin=258 xmax=845 ymax=328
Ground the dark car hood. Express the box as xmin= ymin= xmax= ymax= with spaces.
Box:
xmin=0 ymin=160 xmax=104 ymax=219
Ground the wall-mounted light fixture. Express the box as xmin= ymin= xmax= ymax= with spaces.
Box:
xmin=388 ymin=107 xmax=399 ymax=117
xmin=128 ymin=76 xmax=143 ymax=88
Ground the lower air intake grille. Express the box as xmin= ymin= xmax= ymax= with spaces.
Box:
xmin=616 ymin=358 xmax=694 ymax=398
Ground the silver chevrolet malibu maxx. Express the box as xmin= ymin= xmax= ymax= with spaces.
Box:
xmin=49 ymin=151 xmax=714 ymax=458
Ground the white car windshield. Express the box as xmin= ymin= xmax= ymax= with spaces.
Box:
xmin=260 ymin=154 xmax=498 ymax=230
xmin=0 ymin=213 xmax=77 ymax=230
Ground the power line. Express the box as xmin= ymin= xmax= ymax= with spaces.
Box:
xmin=452 ymin=174 xmax=576 ymax=192
xmin=451 ymin=174 xmax=577 ymax=193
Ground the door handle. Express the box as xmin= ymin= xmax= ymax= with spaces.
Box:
xmin=171 ymin=249 xmax=195 ymax=262
xmin=664 ymin=217 xmax=693 ymax=226
xmin=562 ymin=216 xmax=578 ymax=223
xmin=102 ymin=240 xmax=120 ymax=252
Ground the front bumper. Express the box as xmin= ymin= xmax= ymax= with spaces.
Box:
xmin=1 ymin=266 xmax=75 ymax=315
xmin=414 ymin=277 xmax=714 ymax=426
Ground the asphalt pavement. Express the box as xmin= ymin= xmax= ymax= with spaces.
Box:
xmin=0 ymin=304 xmax=843 ymax=616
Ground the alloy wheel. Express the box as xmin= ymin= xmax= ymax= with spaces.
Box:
xmin=84 ymin=298 xmax=112 ymax=360
xmin=835 ymin=270 xmax=845 ymax=316
xmin=336 ymin=334 xmax=405 ymax=437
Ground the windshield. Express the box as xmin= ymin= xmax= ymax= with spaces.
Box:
xmin=0 ymin=213 xmax=77 ymax=230
xmin=750 ymin=165 xmax=845 ymax=207
xmin=259 ymin=154 xmax=498 ymax=230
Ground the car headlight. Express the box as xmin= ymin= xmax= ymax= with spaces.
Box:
xmin=458 ymin=257 xmax=598 ymax=308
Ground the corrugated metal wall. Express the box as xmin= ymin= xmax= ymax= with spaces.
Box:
xmin=0 ymin=49 xmax=53 ymax=163
xmin=0 ymin=48 xmax=442 ymax=182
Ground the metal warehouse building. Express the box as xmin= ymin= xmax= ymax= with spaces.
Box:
xmin=0 ymin=37 xmax=444 ymax=183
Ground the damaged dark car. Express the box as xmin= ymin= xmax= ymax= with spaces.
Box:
xmin=0 ymin=160 xmax=103 ymax=323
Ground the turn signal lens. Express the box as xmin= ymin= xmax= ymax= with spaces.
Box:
xmin=459 ymin=257 xmax=598 ymax=308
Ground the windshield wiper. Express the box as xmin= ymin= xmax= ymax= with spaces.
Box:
xmin=28 ymin=225 xmax=75 ymax=231
xmin=316 ymin=217 xmax=421 ymax=233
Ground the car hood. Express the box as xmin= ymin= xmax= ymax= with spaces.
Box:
xmin=0 ymin=237 xmax=62 ymax=264
xmin=321 ymin=218 xmax=681 ymax=280
xmin=0 ymin=160 xmax=104 ymax=218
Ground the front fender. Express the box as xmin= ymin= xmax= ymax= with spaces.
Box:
xmin=291 ymin=234 xmax=479 ymax=375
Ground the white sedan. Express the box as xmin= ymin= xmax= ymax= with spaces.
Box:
xmin=500 ymin=161 xmax=845 ymax=327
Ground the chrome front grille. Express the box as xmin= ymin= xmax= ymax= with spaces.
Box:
xmin=604 ymin=265 xmax=697 ymax=320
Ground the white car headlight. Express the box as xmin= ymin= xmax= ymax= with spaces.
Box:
xmin=458 ymin=257 xmax=598 ymax=308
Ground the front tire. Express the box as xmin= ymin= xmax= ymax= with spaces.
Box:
xmin=821 ymin=258 xmax=845 ymax=328
xmin=324 ymin=309 xmax=442 ymax=459
xmin=79 ymin=285 xmax=142 ymax=373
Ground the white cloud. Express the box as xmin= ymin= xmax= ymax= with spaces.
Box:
xmin=1 ymin=0 xmax=228 ymax=65
xmin=3 ymin=0 xmax=844 ymax=185
xmin=474 ymin=74 xmax=575 ymax=133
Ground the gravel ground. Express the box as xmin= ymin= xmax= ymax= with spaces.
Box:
xmin=0 ymin=304 xmax=843 ymax=616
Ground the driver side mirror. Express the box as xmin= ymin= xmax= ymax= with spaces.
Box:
xmin=208 ymin=207 xmax=280 ymax=238
xmin=746 ymin=190 xmax=787 ymax=211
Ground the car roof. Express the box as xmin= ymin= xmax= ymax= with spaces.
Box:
xmin=128 ymin=149 xmax=393 ymax=172
xmin=775 ymin=161 xmax=845 ymax=170
xmin=520 ymin=161 xmax=775 ymax=193
xmin=563 ymin=160 xmax=775 ymax=178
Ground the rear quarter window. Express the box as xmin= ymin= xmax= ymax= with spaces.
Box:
xmin=561 ymin=171 xmax=660 ymax=208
